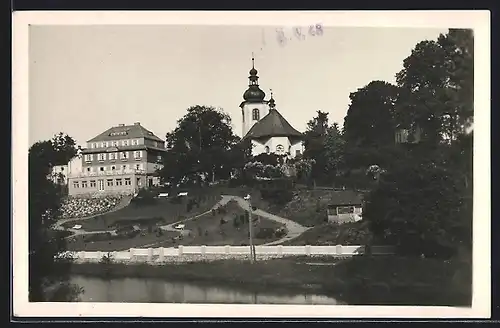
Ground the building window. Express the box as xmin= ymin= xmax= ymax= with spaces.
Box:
xmin=90 ymin=180 xmax=96 ymax=188
xmin=124 ymin=178 xmax=131 ymax=186
xmin=122 ymin=140 xmax=129 ymax=146
xmin=109 ymin=153 xmax=116 ymax=161
xmin=120 ymin=152 xmax=129 ymax=160
xmin=73 ymin=181 xmax=79 ymax=189
xmin=135 ymin=164 xmax=140 ymax=170
xmin=100 ymin=167 xmax=105 ymax=172
xmin=81 ymin=181 xmax=88 ymax=188
xmin=132 ymin=139 xmax=139 ymax=146
xmin=86 ymin=167 xmax=91 ymax=172
xmin=84 ymin=154 xmax=91 ymax=162
xmin=337 ymin=206 xmax=355 ymax=215
xmin=112 ymin=141 xmax=118 ymax=147
xmin=265 ymin=146 xmax=270 ymax=154
xmin=134 ymin=151 xmax=142 ymax=159
xmin=93 ymin=143 xmax=97 ymax=148
xmin=107 ymin=179 xmax=113 ymax=187
xmin=116 ymin=178 xmax=123 ymax=186
xmin=100 ymin=142 xmax=105 ymax=148
xmin=295 ymin=149 xmax=301 ymax=156
xmin=111 ymin=166 xmax=116 ymax=170
xmin=122 ymin=165 xmax=128 ymax=170
xmin=276 ymin=144 xmax=284 ymax=154
xmin=252 ymin=108 xmax=260 ymax=120
xmin=98 ymin=153 xmax=106 ymax=161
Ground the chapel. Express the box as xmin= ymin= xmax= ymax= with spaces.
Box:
xmin=240 ymin=57 xmax=304 ymax=158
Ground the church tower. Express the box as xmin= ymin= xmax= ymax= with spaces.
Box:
xmin=240 ymin=55 xmax=269 ymax=137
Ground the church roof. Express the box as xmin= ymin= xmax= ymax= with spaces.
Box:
xmin=87 ymin=122 xmax=163 ymax=142
xmin=243 ymin=108 xmax=303 ymax=139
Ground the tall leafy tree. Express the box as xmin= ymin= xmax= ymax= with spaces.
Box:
xmin=343 ymin=80 xmax=399 ymax=148
xmin=323 ymin=123 xmax=346 ymax=175
xmin=395 ymin=29 xmax=473 ymax=144
xmin=303 ymin=110 xmax=331 ymax=185
xmin=29 ymin=134 xmax=82 ymax=301
xmin=160 ymin=105 xmax=240 ymax=185
xmin=342 ymin=80 xmax=400 ymax=169
xmin=363 ymin=29 xmax=474 ymax=259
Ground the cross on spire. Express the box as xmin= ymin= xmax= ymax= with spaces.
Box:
xmin=251 ymin=52 xmax=255 ymax=68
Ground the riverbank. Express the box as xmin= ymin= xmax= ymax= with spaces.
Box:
xmin=70 ymin=255 xmax=471 ymax=306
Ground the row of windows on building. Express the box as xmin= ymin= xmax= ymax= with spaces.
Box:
xmin=88 ymin=139 xmax=162 ymax=149
xmin=73 ymin=177 xmax=134 ymax=189
xmin=84 ymin=151 xmax=145 ymax=162
xmin=85 ymin=163 xmax=144 ymax=173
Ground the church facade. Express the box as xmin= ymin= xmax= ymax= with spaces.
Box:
xmin=240 ymin=58 xmax=304 ymax=159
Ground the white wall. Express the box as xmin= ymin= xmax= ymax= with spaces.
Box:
xmin=242 ymin=102 xmax=269 ymax=137
xmin=68 ymin=156 xmax=83 ymax=176
xmin=251 ymin=137 xmax=304 ymax=159
xmin=65 ymin=245 xmax=395 ymax=263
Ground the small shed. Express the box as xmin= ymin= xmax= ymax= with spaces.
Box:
xmin=326 ymin=191 xmax=364 ymax=225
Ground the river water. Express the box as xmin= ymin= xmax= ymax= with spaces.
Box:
xmin=71 ymin=275 xmax=341 ymax=304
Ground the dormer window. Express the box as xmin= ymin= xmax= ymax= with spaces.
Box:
xmin=252 ymin=108 xmax=260 ymax=121
xmin=110 ymin=131 xmax=128 ymax=137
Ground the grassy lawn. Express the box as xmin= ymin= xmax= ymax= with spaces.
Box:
xmin=283 ymin=221 xmax=374 ymax=246
xmin=66 ymin=230 xmax=179 ymax=252
xmin=61 ymin=193 xmax=222 ymax=232
xmin=156 ymin=200 xmax=285 ymax=247
xmin=71 ymin=255 xmax=472 ymax=306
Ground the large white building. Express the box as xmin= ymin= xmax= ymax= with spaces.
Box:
xmin=240 ymin=57 xmax=304 ymax=158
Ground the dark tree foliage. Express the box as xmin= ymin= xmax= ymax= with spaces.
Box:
xmin=29 ymin=135 xmax=82 ymax=301
xmin=395 ymin=29 xmax=474 ymax=144
xmin=160 ymin=105 xmax=242 ymax=185
xmin=363 ymin=142 xmax=472 ymax=259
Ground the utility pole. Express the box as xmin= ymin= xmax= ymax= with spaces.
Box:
xmin=244 ymin=194 xmax=256 ymax=263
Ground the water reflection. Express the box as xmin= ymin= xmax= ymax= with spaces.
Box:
xmin=71 ymin=275 xmax=341 ymax=305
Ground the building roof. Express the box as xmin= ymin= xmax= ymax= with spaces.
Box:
xmin=243 ymin=107 xmax=303 ymax=139
xmin=327 ymin=191 xmax=363 ymax=206
xmin=87 ymin=122 xmax=163 ymax=143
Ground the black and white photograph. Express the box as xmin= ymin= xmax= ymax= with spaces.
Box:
xmin=12 ymin=11 xmax=490 ymax=318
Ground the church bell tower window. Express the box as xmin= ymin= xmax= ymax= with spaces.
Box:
xmin=252 ymin=108 xmax=260 ymax=121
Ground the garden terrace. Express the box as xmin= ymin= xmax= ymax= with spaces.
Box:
xmin=61 ymin=192 xmax=222 ymax=232
xmin=154 ymin=200 xmax=286 ymax=248
xmin=59 ymin=195 xmax=125 ymax=219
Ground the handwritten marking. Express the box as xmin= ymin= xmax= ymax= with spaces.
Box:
xmin=293 ymin=27 xmax=306 ymax=40
xmin=275 ymin=23 xmax=324 ymax=46
xmin=276 ymin=28 xmax=287 ymax=47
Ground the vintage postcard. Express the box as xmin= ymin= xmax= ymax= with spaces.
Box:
xmin=12 ymin=10 xmax=491 ymax=318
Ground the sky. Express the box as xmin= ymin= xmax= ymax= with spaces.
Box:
xmin=29 ymin=25 xmax=447 ymax=147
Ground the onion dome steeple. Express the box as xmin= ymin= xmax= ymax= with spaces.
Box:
xmin=243 ymin=54 xmax=266 ymax=102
